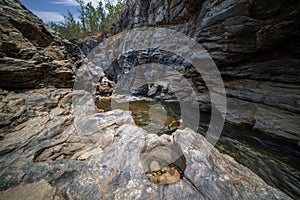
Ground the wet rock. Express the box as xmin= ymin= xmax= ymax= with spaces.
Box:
xmin=103 ymin=48 xmax=300 ymax=141
xmin=112 ymin=0 xmax=300 ymax=143
xmin=0 ymin=0 xmax=298 ymax=199
xmin=0 ymin=83 xmax=290 ymax=199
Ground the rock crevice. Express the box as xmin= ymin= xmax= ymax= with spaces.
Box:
xmin=112 ymin=0 xmax=300 ymax=141
xmin=0 ymin=0 xmax=298 ymax=199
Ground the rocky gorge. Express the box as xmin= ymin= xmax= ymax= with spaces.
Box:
xmin=0 ymin=0 xmax=299 ymax=199
xmin=111 ymin=0 xmax=300 ymax=142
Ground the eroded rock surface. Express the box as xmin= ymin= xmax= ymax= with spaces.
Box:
xmin=111 ymin=0 xmax=300 ymax=142
xmin=0 ymin=179 xmax=59 ymax=200
xmin=0 ymin=0 xmax=83 ymax=90
xmin=0 ymin=86 xmax=291 ymax=199
xmin=0 ymin=0 xmax=298 ymax=199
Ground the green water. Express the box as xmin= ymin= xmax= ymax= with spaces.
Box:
xmin=95 ymin=98 xmax=181 ymax=135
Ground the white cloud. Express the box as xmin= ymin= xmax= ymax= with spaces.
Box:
xmin=31 ymin=10 xmax=64 ymax=23
xmin=50 ymin=0 xmax=78 ymax=6
xmin=50 ymin=0 xmax=106 ymax=7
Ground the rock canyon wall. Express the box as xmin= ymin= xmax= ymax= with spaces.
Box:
xmin=0 ymin=0 xmax=299 ymax=199
xmin=110 ymin=0 xmax=300 ymax=142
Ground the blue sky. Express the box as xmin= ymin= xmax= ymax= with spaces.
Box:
xmin=19 ymin=0 xmax=106 ymax=23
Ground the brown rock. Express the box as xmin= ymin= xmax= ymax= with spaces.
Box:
xmin=0 ymin=179 xmax=58 ymax=200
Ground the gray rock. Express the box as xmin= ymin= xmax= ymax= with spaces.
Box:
xmin=0 ymin=0 xmax=298 ymax=199
xmin=112 ymin=0 xmax=300 ymax=142
xmin=0 ymin=179 xmax=59 ymax=200
xmin=149 ymin=161 xmax=161 ymax=172
xmin=0 ymin=87 xmax=291 ymax=199
xmin=0 ymin=89 xmax=289 ymax=199
xmin=0 ymin=0 xmax=83 ymax=90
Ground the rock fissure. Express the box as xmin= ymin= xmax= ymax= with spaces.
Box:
xmin=0 ymin=0 xmax=299 ymax=199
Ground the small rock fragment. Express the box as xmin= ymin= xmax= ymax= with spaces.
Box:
xmin=150 ymin=160 xmax=160 ymax=172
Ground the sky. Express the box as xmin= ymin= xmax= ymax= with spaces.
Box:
xmin=19 ymin=0 xmax=109 ymax=23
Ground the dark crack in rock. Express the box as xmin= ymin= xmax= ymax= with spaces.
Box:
xmin=112 ymin=0 xmax=300 ymax=142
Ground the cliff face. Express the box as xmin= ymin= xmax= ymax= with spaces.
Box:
xmin=112 ymin=0 xmax=300 ymax=141
xmin=0 ymin=0 xmax=298 ymax=199
xmin=0 ymin=0 xmax=83 ymax=90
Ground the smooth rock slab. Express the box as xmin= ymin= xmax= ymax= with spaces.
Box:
xmin=0 ymin=89 xmax=291 ymax=199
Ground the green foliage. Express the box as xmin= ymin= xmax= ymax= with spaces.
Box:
xmin=73 ymin=38 xmax=83 ymax=45
xmin=48 ymin=10 xmax=81 ymax=40
xmin=47 ymin=0 xmax=124 ymax=40
xmin=128 ymin=24 xmax=133 ymax=30
xmin=102 ymin=1 xmax=123 ymax=30
xmin=145 ymin=21 xmax=151 ymax=27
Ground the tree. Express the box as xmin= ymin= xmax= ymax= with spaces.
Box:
xmin=47 ymin=0 xmax=125 ymax=41
xmin=96 ymin=1 xmax=105 ymax=30
xmin=63 ymin=10 xmax=81 ymax=38
xmin=102 ymin=0 xmax=123 ymax=30
xmin=85 ymin=2 xmax=94 ymax=32
xmin=76 ymin=0 xmax=87 ymax=34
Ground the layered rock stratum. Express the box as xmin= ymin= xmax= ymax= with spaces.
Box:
xmin=111 ymin=0 xmax=300 ymax=142
xmin=0 ymin=0 xmax=83 ymax=89
xmin=0 ymin=0 xmax=299 ymax=199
